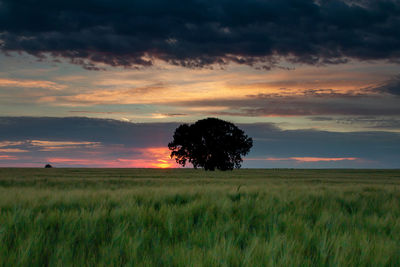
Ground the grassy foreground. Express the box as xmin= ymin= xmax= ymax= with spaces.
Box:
xmin=0 ymin=168 xmax=399 ymax=266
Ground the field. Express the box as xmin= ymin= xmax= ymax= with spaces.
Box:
xmin=0 ymin=168 xmax=400 ymax=266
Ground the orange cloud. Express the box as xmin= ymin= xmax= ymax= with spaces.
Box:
xmin=30 ymin=140 xmax=101 ymax=151
xmin=30 ymin=140 xmax=99 ymax=146
xmin=0 ymin=155 xmax=18 ymax=160
xmin=0 ymin=141 xmax=25 ymax=147
xmin=0 ymin=148 xmax=28 ymax=153
xmin=0 ymin=78 xmax=66 ymax=90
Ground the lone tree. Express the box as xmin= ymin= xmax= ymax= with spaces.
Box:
xmin=44 ymin=164 xmax=53 ymax=168
xmin=168 ymin=118 xmax=253 ymax=171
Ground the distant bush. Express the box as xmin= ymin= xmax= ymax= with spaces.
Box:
xmin=44 ymin=164 xmax=53 ymax=168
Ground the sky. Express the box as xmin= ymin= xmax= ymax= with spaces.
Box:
xmin=0 ymin=0 xmax=400 ymax=168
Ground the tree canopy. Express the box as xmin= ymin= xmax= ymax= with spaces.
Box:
xmin=168 ymin=118 xmax=253 ymax=171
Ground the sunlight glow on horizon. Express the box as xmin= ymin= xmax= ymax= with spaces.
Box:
xmin=43 ymin=147 xmax=177 ymax=168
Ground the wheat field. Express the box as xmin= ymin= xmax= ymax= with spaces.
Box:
xmin=0 ymin=168 xmax=399 ymax=266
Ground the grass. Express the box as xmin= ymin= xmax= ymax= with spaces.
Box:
xmin=0 ymin=168 xmax=399 ymax=266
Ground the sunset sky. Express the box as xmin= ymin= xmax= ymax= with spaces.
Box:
xmin=1 ymin=0 xmax=400 ymax=168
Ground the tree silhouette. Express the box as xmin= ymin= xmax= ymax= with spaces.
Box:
xmin=45 ymin=164 xmax=53 ymax=168
xmin=168 ymin=118 xmax=253 ymax=171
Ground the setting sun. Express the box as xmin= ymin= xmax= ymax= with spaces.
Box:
xmin=153 ymin=160 xmax=173 ymax=168
xmin=141 ymin=147 xmax=176 ymax=168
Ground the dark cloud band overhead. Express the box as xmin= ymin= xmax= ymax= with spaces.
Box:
xmin=1 ymin=0 xmax=400 ymax=69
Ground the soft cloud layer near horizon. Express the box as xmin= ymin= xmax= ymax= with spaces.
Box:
xmin=1 ymin=0 xmax=400 ymax=167
xmin=0 ymin=117 xmax=399 ymax=168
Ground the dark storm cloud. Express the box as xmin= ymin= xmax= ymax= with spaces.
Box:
xmin=1 ymin=0 xmax=400 ymax=69
xmin=0 ymin=117 xmax=399 ymax=168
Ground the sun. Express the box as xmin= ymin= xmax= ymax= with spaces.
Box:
xmin=152 ymin=159 xmax=173 ymax=168
xmin=154 ymin=163 xmax=172 ymax=168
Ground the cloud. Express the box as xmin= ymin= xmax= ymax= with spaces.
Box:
xmin=0 ymin=116 xmax=178 ymax=147
xmin=68 ymin=111 xmax=128 ymax=115
xmin=36 ymin=84 xmax=171 ymax=106
xmin=173 ymin=95 xmax=400 ymax=116
xmin=373 ymin=75 xmax=400 ymax=96
xmin=1 ymin=0 xmax=400 ymax=69
xmin=0 ymin=155 xmax=17 ymax=160
xmin=309 ymin=116 xmax=335 ymax=122
xmin=0 ymin=148 xmax=28 ymax=152
xmin=316 ymin=116 xmax=400 ymax=130
xmin=30 ymin=140 xmax=101 ymax=151
xmin=262 ymin=157 xmax=358 ymax=162
xmin=0 ymin=138 xmax=100 ymax=152
xmin=0 ymin=141 xmax=24 ymax=147
xmin=0 ymin=78 xmax=66 ymax=90
xmin=151 ymin=113 xmax=188 ymax=119
xmin=0 ymin=116 xmax=399 ymax=168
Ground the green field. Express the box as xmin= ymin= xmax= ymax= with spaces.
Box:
xmin=0 ymin=168 xmax=399 ymax=266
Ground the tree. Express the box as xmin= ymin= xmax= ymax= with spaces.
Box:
xmin=168 ymin=118 xmax=253 ymax=171
xmin=45 ymin=164 xmax=53 ymax=168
